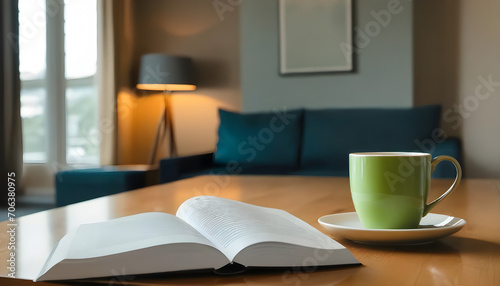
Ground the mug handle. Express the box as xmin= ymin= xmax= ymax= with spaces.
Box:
xmin=423 ymin=155 xmax=462 ymax=216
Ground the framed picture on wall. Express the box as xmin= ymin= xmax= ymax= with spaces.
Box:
xmin=279 ymin=0 xmax=353 ymax=74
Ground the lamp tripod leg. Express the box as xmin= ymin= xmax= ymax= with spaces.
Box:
xmin=164 ymin=93 xmax=177 ymax=157
xmin=148 ymin=91 xmax=177 ymax=165
xmin=148 ymin=107 xmax=166 ymax=165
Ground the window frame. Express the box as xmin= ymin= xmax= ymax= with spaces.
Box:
xmin=20 ymin=0 xmax=98 ymax=195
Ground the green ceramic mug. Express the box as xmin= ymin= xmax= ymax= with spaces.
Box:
xmin=349 ymin=152 xmax=462 ymax=229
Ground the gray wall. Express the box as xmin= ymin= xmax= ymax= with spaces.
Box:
xmin=241 ymin=0 xmax=413 ymax=112
xmin=414 ymin=0 xmax=500 ymax=178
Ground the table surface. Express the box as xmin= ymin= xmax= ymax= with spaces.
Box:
xmin=1 ymin=176 xmax=499 ymax=285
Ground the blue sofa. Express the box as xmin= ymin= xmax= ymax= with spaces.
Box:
xmin=160 ymin=106 xmax=462 ymax=183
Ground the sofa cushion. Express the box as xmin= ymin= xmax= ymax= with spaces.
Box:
xmin=300 ymin=105 xmax=442 ymax=170
xmin=214 ymin=109 xmax=303 ymax=167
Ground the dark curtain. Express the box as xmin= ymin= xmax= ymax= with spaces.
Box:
xmin=1 ymin=0 xmax=23 ymax=206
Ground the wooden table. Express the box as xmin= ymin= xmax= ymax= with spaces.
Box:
xmin=1 ymin=176 xmax=499 ymax=285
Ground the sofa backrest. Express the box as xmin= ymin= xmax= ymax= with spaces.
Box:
xmin=300 ymin=105 xmax=442 ymax=170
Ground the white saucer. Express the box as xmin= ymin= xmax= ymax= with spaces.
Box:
xmin=318 ymin=212 xmax=466 ymax=245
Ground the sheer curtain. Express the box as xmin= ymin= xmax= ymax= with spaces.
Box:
xmin=97 ymin=0 xmax=134 ymax=165
xmin=1 ymin=0 xmax=23 ymax=201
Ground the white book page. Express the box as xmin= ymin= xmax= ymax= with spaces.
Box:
xmin=36 ymin=212 xmax=230 ymax=281
xmin=66 ymin=212 xmax=217 ymax=259
xmin=42 ymin=212 xmax=217 ymax=273
xmin=176 ymin=196 xmax=345 ymax=261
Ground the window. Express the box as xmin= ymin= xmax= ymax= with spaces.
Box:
xmin=19 ymin=0 xmax=47 ymax=162
xmin=19 ymin=0 xmax=98 ymax=166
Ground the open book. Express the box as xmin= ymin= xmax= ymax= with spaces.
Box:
xmin=35 ymin=196 xmax=359 ymax=281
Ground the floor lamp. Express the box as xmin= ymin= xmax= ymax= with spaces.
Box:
xmin=136 ymin=54 xmax=196 ymax=165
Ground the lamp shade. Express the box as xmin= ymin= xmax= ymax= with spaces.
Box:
xmin=137 ymin=54 xmax=196 ymax=91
